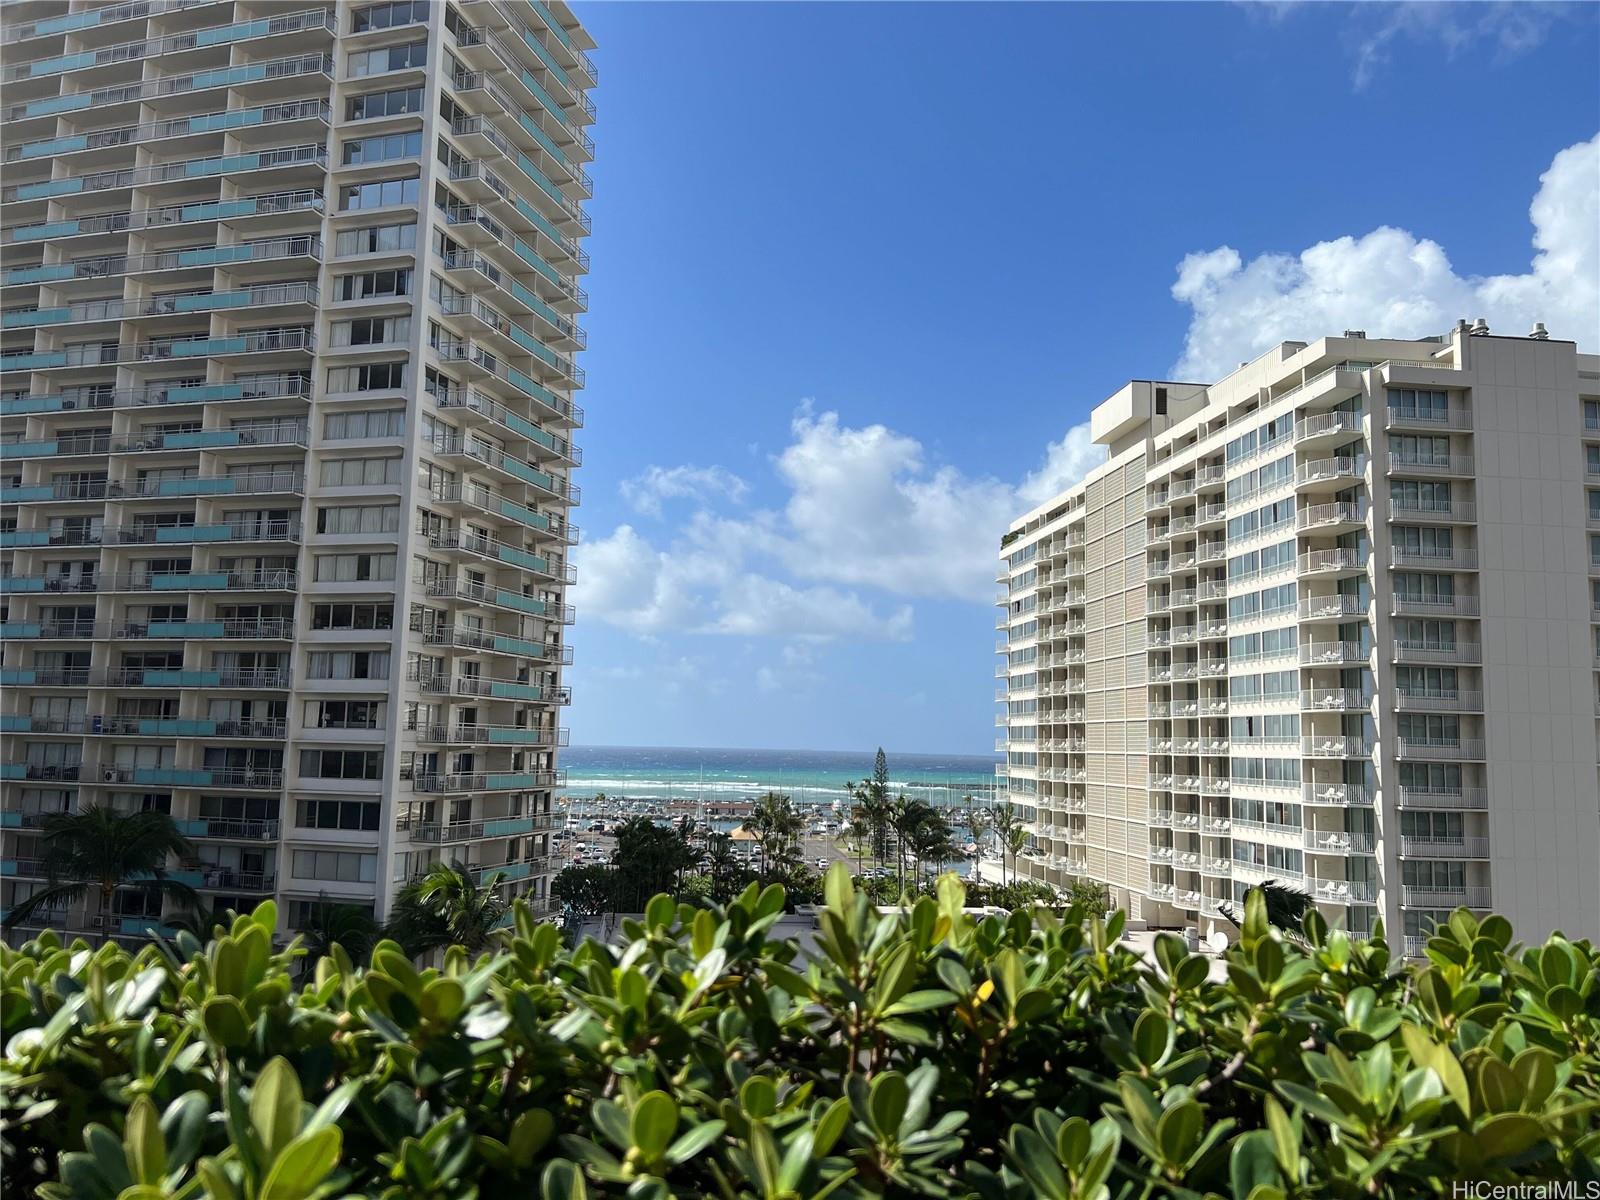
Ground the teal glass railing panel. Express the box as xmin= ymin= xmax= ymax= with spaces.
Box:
xmin=0 ymin=767 xmax=26 ymax=782
xmin=499 ymin=454 xmax=541 ymax=486
xmin=1 ymin=440 xmax=59 ymax=458
xmin=516 ymin=25 xmax=572 ymax=89
xmin=507 ymin=367 xmax=560 ymax=412
xmin=513 ymin=106 xmax=567 ymax=166
xmin=22 ymin=136 xmax=87 ymax=159
xmin=497 ymin=861 xmax=535 ymax=881
xmin=486 ymin=772 xmax=539 ymax=791
xmin=530 ymin=1 xmax=571 ymax=46
xmin=0 ymin=487 xmax=53 ymax=502
xmin=174 ymin=291 xmax=250 ymax=313
xmin=184 ymin=153 xmax=260 ymax=178
xmin=196 ymin=18 xmax=270 ymax=46
xmin=168 ymin=383 xmax=244 ymax=403
xmin=16 ymin=179 xmax=85 ymax=201
xmin=0 ymin=574 xmax=49 ymax=589
xmin=164 ymin=429 xmax=241 ymax=448
xmin=486 ymin=726 xmax=544 ymax=746
xmin=0 ymin=531 xmax=53 ymax=547
xmin=175 ymin=819 xmax=209 ymax=837
xmin=502 ymin=406 xmax=544 ymax=442
xmin=150 ymin=573 xmax=229 ymax=590
xmin=12 ymin=221 xmax=82 ymax=243
xmin=512 ymin=242 xmax=563 ymax=288
xmin=0 ymin=716 xmax=33 ymax=733
xmin=498 ymin=499 xmax=549 ymax=530
xmin=138 ymin=719 xmax=217 ymax=737
xmin=159 ymin=478 xmax=235 ymax=496
xmin=517 ymin=67 xmax=572 ymax=131
xmin=147 ymin=620 xmax=225 ymax=637
xmin=180 ymin=199 xmax=258 ymax=221
xmin=177 ymin=246 xmax=253 ymax=267
xmin=488 ymin=681 xmax=540 ymax=701
xmin=140 ymin=670 xmax=223 ymax=686
xmin=484 ymin=815 xmax=537 ymax=835
xmin=1 ymin=352 xmax=67 ymax=369
xmin=0 ymin=811 xmax=22 ymax=827
xmin=187 ymin=109 xmax=265 ymax=133
xmin=36 ymin=10 xmax=102 ymax=34
xmin=0 ymin=669 xmax=38 ymax=685
xmin=0 ymin=396 xmax=63 ymax=415
xmin=30 ymin=51 xmax=96 ymax=76
xmin=169 ymin=336 xmax=247 ymax=357
xmin=3 ymin=307 xmax=71 ymax=327
xmin=132 ymin=768 xmax=213 ymax=786
xmin=23 ymin=94 xmax=93 ymax=118
xmin=495 ymin=544 xmax=548 ymax=572
xmin=507 ymin=324 xmax=542 ymax=357
xmin=190 ymin=63 xmax=267 ymax=89
xmin=512 ymin=193 xmax=567 ymax=250
xmin=5 ymin=263 xmax=77 ymax=283
xmin=177 ymin=525 xmax=234 ymax=542
xmin=494 ymin=589 xmax=546 ymax=615
xmin=491 ymin=635 xmax=545 ymax=657
xmin=120 ymin=917 xmax=182 ymax=936
xmin=0 ymin=622 xmax=44 ymax=637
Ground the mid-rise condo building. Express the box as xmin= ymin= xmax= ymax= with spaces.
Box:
xmin=0 ymin=0 xmax=594 ymax=941
xmin=996 ymin=324 xmax=1600 ymax=952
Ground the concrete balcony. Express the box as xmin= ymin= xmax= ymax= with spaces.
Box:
xmin=0 ymin=374 xmax=312 ymax=418
xmin=1385 ymin=406 xmax=1472 ymax=432
xmin=1301 ymin=830 xmax=1375 ymax=855
xmin=1395 ymin=738 xmax=1486 ymax=761
xmin=103 ymin=520 xmax=302 ymax=547
xmin=1300 ymin=640 xmax=1367 ymax=667
xmin=1309 ymin=877 xmax=1377 ymax=904
xmin=1301 ymin=688 xmax=1371 ymax=712
xmin=1302 ymin=783 xmax=1373 ymax=808
xmin=103 ymin=569 xmax=299 ymax=594
xmin=1302 ymin=735 xmax=1372 ymax=759
xmin=409 ymin=668 xmax=571 ymax=705
xmin=1298 ymin=548 xmax=1367 ymax=578
xmin=1389 ymin=501 xmax=1476 ymax=524
xmin=1393 ymin=690 xmax=1484 ymax=713
xmin=1295 ymin=456 xmax=1366 ymax=491
xmin=1399 ymin=837 xmax=1490 ymax=859
xmin=1387 ymin=453 xmax=1475 ymax=478
xmin=410 ymin=770 xmax=567 ymax=794
xmin=1392 ymin=641 xmax=1482 ymax=665
xmin=1391 ymin=593 xmax=1479 ymax=617
xmin=1402 ymin=885 xmax=1491 ymax=909
xmin=5 ymin=100 xmax=330 ymax=165
xmin=1395 ymin=787 xmax=1488 ymax=811
xmin=1293 ymin=411 xmax=1364 ymax=446
xmin=182 ymin=817 xmax=280 ymax=842
xmin=1296 ymin=501 xmax=1368 ymax=534
xmin=91 ymin=766 xmax=284 ymax=790
xmin=400 ymin=812 xmax=556 ymax=843
xmin=2 ymin=146 xmax=329 ymax=207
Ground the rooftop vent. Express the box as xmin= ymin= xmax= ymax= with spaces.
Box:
xmin=1469 ymin=318 xmax=1491 ymax=336
xmin=1343 ymin=330 xmax=1366 ymax=339
xmin=1529 ymin=322 xmax=1550 ymax=340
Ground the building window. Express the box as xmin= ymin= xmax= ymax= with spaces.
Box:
xmin=298 ymin=749 xmax=383 ymax=781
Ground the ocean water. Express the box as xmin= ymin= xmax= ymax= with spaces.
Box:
xmin=559 ymin=745 xmax=1000 ymax=809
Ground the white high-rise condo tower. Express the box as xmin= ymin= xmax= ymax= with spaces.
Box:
xmin=995 ymin=325 xmax=1600 ymax=953
xmin=0 ymin=0 xmax=595 ymax=941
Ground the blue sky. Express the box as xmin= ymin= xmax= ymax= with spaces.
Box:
xmin=563 ymin=1 xmax=1600 ymax=755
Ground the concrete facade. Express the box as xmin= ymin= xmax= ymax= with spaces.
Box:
xmin=0 ymin=0 xmax=594 ymax=941
xmin=996 ymin=326 xmax=1600 ymax=953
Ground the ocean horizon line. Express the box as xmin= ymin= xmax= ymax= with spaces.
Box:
xmin=564 ymin=741 xmax=999 ymax=760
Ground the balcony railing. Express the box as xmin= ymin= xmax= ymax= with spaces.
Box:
xmin=1400 ymin=836 xmax=1490 ymax=859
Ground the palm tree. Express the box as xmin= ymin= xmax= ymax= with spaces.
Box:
xmin=1217 ymin=881 xmax=1312 ymax=934
xmin=1 ymin=805 xmax=197 ymax=932
xmin=298 ymin=902 xmax=380 ymax=977
xmin=990 ymin=802 xmax=1024 ymax=885
xmin=389 ymin=861 xmax=509 ymax=957
xmin=962 ymin=800 xmax=989 ymax=863
xmin=848 ymin=785 xmax=894 ymax=875
xmin=1005 ymin=825 xmax=1029 ymax=887
xmin=907 ymin=810 xmax=960 ymax=887
xmin=703 ymin=831 xmax=741 ymax=901
xmin=743 ymin=792 xmax=803 ymax=881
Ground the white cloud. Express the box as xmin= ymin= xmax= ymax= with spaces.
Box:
xmin=1170 ymin=133 xmax=1599 ymax=380
xmin=574 ymin=408 xmax=1106 ymax=642
xmin=620 ymin=464 xmax=748 ymax=517
xmin=1347 ymin=2 xmax=1569 ymax=90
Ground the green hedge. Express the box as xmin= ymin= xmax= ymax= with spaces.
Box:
xmin=3 ymin=866 xmax=1598 ymax=1198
